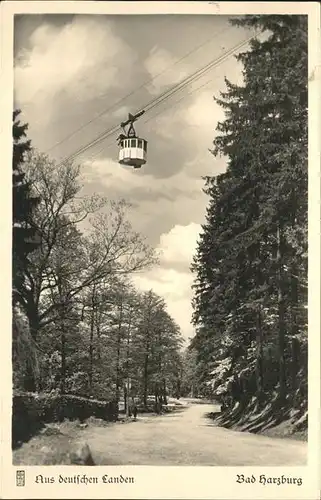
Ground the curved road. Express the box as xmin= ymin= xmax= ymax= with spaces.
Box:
xmin=81 ymin=400 xmax=307 ymax=466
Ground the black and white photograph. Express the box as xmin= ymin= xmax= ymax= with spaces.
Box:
xmin=1 ymin=1 xmax=320 ymax=499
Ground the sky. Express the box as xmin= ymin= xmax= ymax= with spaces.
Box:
xmin=14 ymin=14 xmax=251 ymax=342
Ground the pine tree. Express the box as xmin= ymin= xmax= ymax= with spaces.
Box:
xmin=12 ymin=110 xmax=41 ymax=392
xmin=12 ymin=109 xmax=40 ymax=305
xmin=191 ymin=15 xmax=308 ymax=422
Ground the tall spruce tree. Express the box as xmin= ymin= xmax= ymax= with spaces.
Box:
xmin=191 ymin=15 xmax=308 ymax=418
xmin=12 ymin=109 xmax=40 ymax=305
xmin=12 ymin=110 xmax=41 ymax=392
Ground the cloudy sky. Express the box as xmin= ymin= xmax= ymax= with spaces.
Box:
xmin=14 ymin=13 xmax=252 ymax=342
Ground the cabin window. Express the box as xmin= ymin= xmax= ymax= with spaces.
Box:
xmin=130 ymin=139 xmax=137 ymax=147
xmin=143 ymin=141 xmax=147 ymax=152
xmin=137 ymin=139 xmax=143 ymax=148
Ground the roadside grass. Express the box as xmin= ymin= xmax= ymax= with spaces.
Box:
xmin=12 ymin=405 xmax=183 ymax=466
xmin=13 ymin=420 xmax=83 ymax=465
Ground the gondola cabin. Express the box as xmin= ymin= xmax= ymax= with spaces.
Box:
xmin=118 ymin=137 xmax=147 ymax=169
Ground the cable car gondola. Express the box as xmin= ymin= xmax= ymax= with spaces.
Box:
xmin=117 ymin=110 xmax=147 ymax=169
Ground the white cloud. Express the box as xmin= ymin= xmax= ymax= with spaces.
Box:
xmin=134 ymin=267 xmax=193 ymax=302
xmin=14 ymin=17 xmax=136 ymax=120
xmin=144 ymin=46 xmax=190 ymax=96
xmin=82 ymin=157 xmax=205 ymax=198
xmin=149 ymin=87 xmax=224 ymax=148
xmin=133 ymin=266 xmax=195 ymax=341
xmin=145 ymin=47 xmax=246 ymax=153
xmin=132 ymin=223 xmax=201 ymax=340
xmin=159 ymin=223 xmax=201 ymax=267
xmin=81 ymin=157 xmax=208 ymax=247
xmin=183 ymin=90 xmax=223 ymax=137
xmin=168 ymin=298 xmax=195 ymax=341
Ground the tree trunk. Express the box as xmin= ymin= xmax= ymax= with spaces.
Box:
xmin=143 ymin=353 xmax=149 ymax=408
xmin=154 ymin=385 xmax=157 ymax=411
xmin=126 ymin=378 xmax=131 ymax=418
xmin=88 ymin=284 xmax=96 ymax=395
xmin=115 ymin=302 xmax=123 ymax=403
xmin=60 ymin=328 xmax=66 ymax=395
xmin=162 ymin=378 xmax=167 ymax=405
xmin=277 ymin=224 xmax=287 ymax=406
xmin=124 ymin=385 xmax=127 ymax=413
xmin=24 ymin=359 xmax=37 ymax=392
xmin=96 ymin=319 xmax=101 ymax=362
xmin=255 ymin=305 xmax=264 ymax=403
xmin=89 ymin=310 xmax=94 ymax=394
xmin=27 ymin=305 xmax=40 ymax=342
xmin=56 ymin=279 xmax=68 ymax=396
xmin=125 ymin=307 xmax=132 ymax=417
xmin=251 ymin=240 xmax=264 ymax=404
xmin=291 ymin=337 xmax=300 ymax=407
xmin=142 ymin=293 xmax=153 ymax=408
xmin=290 ymin=262 xmax=299 ymax=403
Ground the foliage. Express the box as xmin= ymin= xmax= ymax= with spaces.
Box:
xmin=12 ymin=391 xmax=118 ymax=448
xmin=12 ymin=110 xmax=40 ymax=304
xmin=12 ymin=111 xmax=42 ymax=390
xmin=191 ymin=15 xmax=308 ymax=426
xmin=12 ymin=126 xmax=183 ymax=418
xmin=12 ymin=307 xmax=39 ymax=389
xmin=179 ymin=348 xmax=200 ymax=397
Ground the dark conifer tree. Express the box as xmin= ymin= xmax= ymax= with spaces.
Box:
xmin=191 ymin=15 xmax=307 ymax=419
xmin=12 ymin=109 xmax=40 ymax=305
xmin=12 ymin=110 xmax=40 ymax=391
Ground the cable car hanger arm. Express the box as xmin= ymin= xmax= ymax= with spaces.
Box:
xmin=120 ymin=110 xmax=145 ymax=128
xmin=120 ymin=110 xmax=146 ymax=138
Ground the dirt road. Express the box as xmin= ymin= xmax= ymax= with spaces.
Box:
xmin=80 ymin=400 xmax=307 ymax=466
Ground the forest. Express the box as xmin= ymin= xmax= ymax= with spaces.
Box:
xmin=12 ymin=111 xmax=185 ymax=420
xmin=190 ymin=15 xmax=308 ymax=433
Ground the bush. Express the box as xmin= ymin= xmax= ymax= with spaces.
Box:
xmin=12 ymin=391 xmax=118 ymax=448
xmin=12 ymin=392 xmax=45 ymax=447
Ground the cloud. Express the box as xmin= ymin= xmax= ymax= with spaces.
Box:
xmin=81 ymin=157 xmax=208 ymax=247
xmin=159 ymin=223 xmax=201 ymax=267
xmin=134 ymin=267 xmax=193 ymax=302
xmin=132 ymin=223 xmax=201 ymax=340
xmin=82 ymin=157 xmax=205 ymax=200
xmin=144 ymin=51 xmax=246 ymax=173
xmin=133 ymin=266 xmax=195 ymax=341
xmin=183 ymin=90 xmax=223 ymax=140
xmin=149 ymin=87 xmax=224 ymax=147
xmin=144 ymin=46 xmax=190 ymax=96
xmin=14 ymin=16 xmax=137 ymax=124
